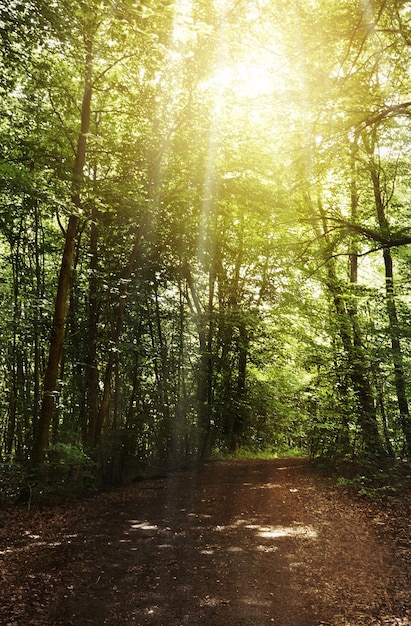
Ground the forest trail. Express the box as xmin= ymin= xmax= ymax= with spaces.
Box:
xmin=1 ymin=458 xmax=410 ymax=626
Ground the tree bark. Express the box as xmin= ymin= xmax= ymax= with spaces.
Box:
xmin=31 ymin=214 xmax=80 ymax=466
xmin=308 ymin=193 xmax=385 ymax=456
xmin=183 ymin=264 xmax=215 ymax=459
xmin=31 ymin=40 xmax=93 ymax=468
xmin=383 ymin=248 xmax=411 ymax=454
xmin=84 ymin=207 xmax=100 ymax=449
xmin=369 ymin=160 xmax=411 ymax=455
xmin=33 ymin=200 xmax=42 ymax=445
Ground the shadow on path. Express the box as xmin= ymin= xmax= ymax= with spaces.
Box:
xmin=47 ymin=458 xmax=398 ymax=625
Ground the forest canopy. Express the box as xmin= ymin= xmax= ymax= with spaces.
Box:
xmin=1 ymin=0 xmax=411 ymax=493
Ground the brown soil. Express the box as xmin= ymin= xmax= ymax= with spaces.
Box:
xmin=0 ymin=457 xmax=410 ymax=625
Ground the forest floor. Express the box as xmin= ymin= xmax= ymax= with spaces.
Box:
xmin=0 ymin=457 xmax=410 ymax=626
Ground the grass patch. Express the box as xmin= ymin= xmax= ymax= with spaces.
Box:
xmin=212 ymin=446 xmax=307 ymax=461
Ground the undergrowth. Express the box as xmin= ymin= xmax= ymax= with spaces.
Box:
xmin=317 ymin=456 xmax=411 ymax=501
xmin=0 ymin=444 xmax=98 ymax=509
xmin=213 ymin=445 xmax=307 ymax=461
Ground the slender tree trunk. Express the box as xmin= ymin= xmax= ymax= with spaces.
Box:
xmin=331 ymin=275 xmax=383 ymax=455
xmin=344 ymin=148 xmax=370 ymax=454
xmin=200 ymin=269 xmax=215 ymax=460
xmin=84 ymin=207 xmax=100 ymax=449
xmin=32 ymin=40 xmax=93 ymax=468
xmin=308 ymin=194 xmax=385 ymax=455
xmin=32 ymin=214 xmax=80 ymax=466
xmin=118 ymin=339 xmax=143 ymax=475
xmin=154 ymin=276 xmax=170 ymax=416
xmin=7 ymin=256 xmax=19 ymax=455
xmin=369 ymin=163 xmax=411 ymax=455
xmin=383 ymin=248 xmax=411 ymax=454
xmin=183 ymin=264 xmax=215 ymax=459
xmin=6 ymin=217 xmax=25 ymax=456
xmin=373 ymin=371 xmax=395 ymax=458
xmin=33 ymin=200 xmax=42 ymax=444
xmin=176 ymin=278 xmax=189 ymax=459
xmin=232 ymin=320 xmax=248 ymax=447
xmin=153 ymin=275 xmax=172 ymax=459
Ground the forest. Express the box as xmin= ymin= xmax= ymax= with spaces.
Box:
xmin=1 ymin=0 xmax=411 ymax=498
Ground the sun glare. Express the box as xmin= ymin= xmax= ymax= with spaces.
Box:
xmin=172 ymin=0 xmax=195 ymax=46
xmin=212 ymin=59 xmax=284 ymax=100
xmin=171 ymin=0 xmax=288 ymax=106
xmin=208 ymin=24 xmax=288 ymax=114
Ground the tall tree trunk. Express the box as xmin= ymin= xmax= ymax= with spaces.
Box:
xmin=331 ymin=272 xmax=383 ymax=455
xmin=6 ymin=216 xmax=25 ymax=456
xmin=382 ymin=249 xmax=411 ymax=454
xmin=176 ymin=278 xmax=189 ymax=459
xmin=84 ymin=207 xmax=100 ymax=449
xmin=118 ymin=334 xmax=144 ymax=476
xmin=33 ymin=199 xmax=42 ymax=445
xmin=373 ymin=369 xmax=395 ymax=458
xmin=7 ymin=249 xmax=19 ymax=455
xmin=233 ymin=319 xmax=248 ymax=447
xmin=153 ymin=275 xmax=172 ymax=459
xmin=308 ymin=193 xmax=385 ymax=455
xmin=32 ymin=40 xmax=93 ymax=468
xmin=183 ymin=264 xmax=215 ymax=459
xmin=200 ymin=268 xmax=215 ymax=460
xmin=369 ymin=162 xmax=411 ymax=455
xmin=154 ymin=276 xmax=170 ymax=414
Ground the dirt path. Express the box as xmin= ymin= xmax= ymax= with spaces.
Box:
xmin=1 ymin=458 xmax=410 ymax=625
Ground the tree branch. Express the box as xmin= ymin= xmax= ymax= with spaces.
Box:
xmin=359 ymin=101 xmax=411 ymax=129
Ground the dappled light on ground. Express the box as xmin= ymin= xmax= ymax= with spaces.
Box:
xmin=124 ymin=516 xmax=318 ymax=560
xmin=129 ymin=521 xmax=159 ymax=531
xmin=81 ymin=458 xmax=403 ymax=625
xmin=246 ymin=523 xmax=318 ymax=540
xmin=250 ymin=482 xmax=281 ymax=489
xmin=1 ymin=458 xmax=409 ymax=625
xmin=0 ymin=532 xmax=80 ymax=556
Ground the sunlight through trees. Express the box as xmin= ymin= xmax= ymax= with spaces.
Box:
xmin=1 ymin=0 xmax=411 ymax=493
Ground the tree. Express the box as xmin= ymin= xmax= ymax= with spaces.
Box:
xmin=4 ymin=0 xmax=411 ymax=489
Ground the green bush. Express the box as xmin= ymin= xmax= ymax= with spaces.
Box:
xmin=0 ymin=458 xmax=27 ymax=505
xmin=46 ymin=443 xmax=97 ymax=490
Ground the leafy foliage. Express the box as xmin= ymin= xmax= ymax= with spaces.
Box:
xmin=1 ymin=0 xmax=411 ymax=498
